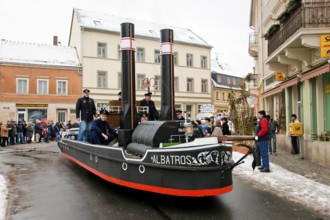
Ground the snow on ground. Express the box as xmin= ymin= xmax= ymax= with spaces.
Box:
xmin=233 ymin=152 xmax=330 ymax=216
xmin=0 ymin=175 xmax=8 ymax=220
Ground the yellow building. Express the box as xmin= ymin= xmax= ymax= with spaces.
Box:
xmin=211 ymin=59 xmax=244 ymax=114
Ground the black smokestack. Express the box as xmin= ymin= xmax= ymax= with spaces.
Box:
xmin=118 ymin=23 xmax=138 ymax=146
xmin=160 ymin=29 xmax=175 ymax=120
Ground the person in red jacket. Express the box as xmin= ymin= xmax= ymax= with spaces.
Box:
xmin=255 ymin=110 xmax=270 ymax=172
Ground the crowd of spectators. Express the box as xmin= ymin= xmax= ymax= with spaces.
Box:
xmin=0 ymin=119 xmax=78 ymax=147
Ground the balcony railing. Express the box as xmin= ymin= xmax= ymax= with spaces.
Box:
xmin=268 ymin=2 xmax=330 ymax=56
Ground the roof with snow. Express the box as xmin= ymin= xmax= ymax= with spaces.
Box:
xmin=74 ymin=8 xmax=212 ymax=48
xmin=0 ymin=40 xmax=81 ymax=68
xmin=211 ymin=59 xmax=243 ymax=78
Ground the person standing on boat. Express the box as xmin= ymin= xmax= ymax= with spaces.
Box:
xmin=140 ymin=92 xmax=159 ymax=121
xmin=255 ymin=110 xmax=270 ymax=173
xmin=176 ymin=110 xmax=185 ymax=121
xmin=90 ymin=109 xmax=117 ymax=145
xmin=76 ymin=89 xmax=96 ymax=142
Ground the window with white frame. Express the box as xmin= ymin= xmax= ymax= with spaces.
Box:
xmin=117 ymin=72 xmax=122 ymax=89
xmin=154 ymin=75 xmax=160 ymax=90
xmin=233 ymin=78 xmax=236 ymax=85
xmin=57 ymin=80 xmax=67 ymax=95
xmin=97 ymin=102 xmax=108 ymax=110
xmin=217 ymin=75 xmax=221 ymax=83
xmin=174 ymin=52 xmax=178 ymax=65
xmin=174 ymin=77 xmax=179 ymax=92
xmin=57 ymin=110 xmax=66 ymax=122
xmin=97 ymin=42 xmax=107 ymax=58
xmin=17 ymin=78 xmax=28 ymax=94
xmin=186 ymin=54 xmax=193 ymax=67
xmin=186 ymin=105 xmax=192 ymax=119
xmin=136 ymin=48 xmax=145 ymax=62
xmin=201 ymin=79 xmax=208 ymax=93
xmin=201 ymin=56 xmax=207 ymax=68
xmin=137 ymin=74 xmax=145 ymax=90
xmin=222 ymin=92 xmax=226 ymax=101
xmin=37 ymin=79 xmax=48 ymax=95
xmin=187 ymin=78 xmax=194 ymax=92
xmin=216 ymin=91 xmax=220 ymax=100
xmin=97 ymin=71 xmax=107 ymax=88
xmin=154 ymin=50 xmax=161 ymax=63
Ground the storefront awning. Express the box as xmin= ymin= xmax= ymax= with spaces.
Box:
xmin=261 ymin=86 xmax=283 ymax=99
xmin=279 ymin=77 xmax=299 ymax=89
xmin=301 ymin=64 xmax=329 ymax=82
xmin=261 ymin=77 xmax=299 ymax=99
xmin=261 ymin=63 xmax=329 ymax=99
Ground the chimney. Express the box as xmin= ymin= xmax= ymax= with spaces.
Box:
xmin=118 ymin=23 xmax=138 ymax=147
xmin=160 ymin=29 xmax=175 ymax=120
xmin=53 ymin=36 xmax=58 ymax=46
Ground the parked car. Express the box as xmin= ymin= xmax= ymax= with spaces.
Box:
xmin=63 ymin=127 xmax=79 ymax=140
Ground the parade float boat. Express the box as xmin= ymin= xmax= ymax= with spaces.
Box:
xmin=58 ymin=23 xmax=254 ymax=197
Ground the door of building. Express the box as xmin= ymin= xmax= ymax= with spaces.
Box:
xmin=17 ymin=110 xmax=26 ymax=122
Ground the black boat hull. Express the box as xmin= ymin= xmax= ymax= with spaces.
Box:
xmin=58 ymin=139 xmax=234 ymax=197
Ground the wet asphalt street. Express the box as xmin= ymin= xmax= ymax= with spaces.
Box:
xmin=0 ymin=142 xmax=327 ymax=220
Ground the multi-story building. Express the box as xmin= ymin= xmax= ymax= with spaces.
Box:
xmin=249 ymin=0 xmax=330 ymax=165
xmin=0 ymin=39 xmax=82 ymax=123
xmin=68 ymin=8 xmax=212 ymax=119
xmin=211 ymin=59 xmax=244 ymax=114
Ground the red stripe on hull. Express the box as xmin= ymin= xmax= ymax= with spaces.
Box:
xmin=62 ymin=152 xmax=233 ymax=197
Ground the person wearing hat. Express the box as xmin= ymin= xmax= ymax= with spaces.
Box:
xmin=176 ymin=110 xmax=185 ymax=121
xmin=221 ymin=117 xmax=231 ymax=135
xmin=76 ymin=88 xmax=96 ymax=142
xmin=140 ymin=92 xmax=159 ymax=121
xmin=89 ymin=109 xmax=117 ymax=145
xmin=255 ymin=110 xmax=270 ymax=172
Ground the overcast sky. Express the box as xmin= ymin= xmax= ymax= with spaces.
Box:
xmin=1 ymin=0 xmax=254 ymax=76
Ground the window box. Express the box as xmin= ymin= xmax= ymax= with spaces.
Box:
xmin=277 ymin=11 xmax=291 ymax=23
xmin=263 ymin=24 xmax=280 ymax=40
xmin=286 ymin=0 xmax=301 ymax=14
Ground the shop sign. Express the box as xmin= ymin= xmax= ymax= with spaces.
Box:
xmin=200 ymin=104 xmax=214 ymax=113
xmin=275 ymin=71 xmax=285 ymax=81
xmin=16 ymin=104 xmax=48 ymax=108
xmin=326 ymin=84 xmax=330 ymax=94
xmin=320 ymin=35 xmax=330 ymax=58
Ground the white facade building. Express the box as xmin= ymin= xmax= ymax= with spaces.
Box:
xmin=69 ymin=8 xmax=212 ymax=119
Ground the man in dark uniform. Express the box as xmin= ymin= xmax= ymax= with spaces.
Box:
xmin=140 ymin=92 xmax=159 ymax=121
xmin=176 ymin=110 xmax=185 ymax=121
xmin=90 ymin=109 xmax=118 ymax=145
xmin=76 ymin=89 xmax=96 ymax=142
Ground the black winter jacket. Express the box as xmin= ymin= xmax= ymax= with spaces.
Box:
xmin=76 ymin=96 xmax=96 ymax=122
